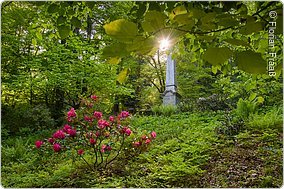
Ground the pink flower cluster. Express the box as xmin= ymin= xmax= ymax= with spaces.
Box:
xmin=109 ymin=116 xmax=115 ymax=122
xmin=68 ymin=107 xmax=76 ymax=117
xmin=94 ymin=111 xmax=103 ymax=120
xmin=122 ymin=127 xmax=132 ymax=136
xmin=78 ymin=149 xmax=84 ymax=155
xmin=98 ymin=119 xmax=110 ymax=129
xmin=36 ymin=122 xmax=77 ymax=152
xmin=35 ymin=140 xmax=43 ymax=148
xmin=84 ymin=115 xmax=93 ymax=122
xmin=120 ymin=111 xmax=130 ymax=118
xmin=67 ymin=107 xmax=77 ymax=122
xmin=52 ymin=125 xmax=77 ymax=139
xmin=53 ymin=143 xmax=61 ymax=152
xmin=101 ymin=144 xmax=112 ymax=153
xmin=91 ymin=95 xmax=97 ymax=101
xmin=53 ymin=130 xmax=65 ymax=139
xmin=132 ymin=131 xmax=156 ymax=147
xmin=90 ymin=138 xmax=96 ymax=145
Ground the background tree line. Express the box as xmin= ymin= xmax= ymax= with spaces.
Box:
xmin=1 ymin=1 xmax=282 ymax=135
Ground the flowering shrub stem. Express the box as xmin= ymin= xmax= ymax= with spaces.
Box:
xmin=81 ymin=155 xmax=95 ymax=172
xmin=106 ymin=135 xmax=125 ymax=168
xmin=97 ymin=139 xmax=104 ymax=168
xmin=93 ymin=146 xmax=98 ymax=169
xmin=104 ymin=153 xmax=111 ymax=169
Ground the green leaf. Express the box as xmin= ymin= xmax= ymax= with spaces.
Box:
xmin=198 ymin=35 xmax=216 ymax=42
xmin=237 ymin=4 xmax=248 ymax=15
xmin=57 ymin=16 xmax=67 ymax=26
xmin=245 ymin=82 xmax=256 ymax=91
xmin=173 ymin=14 xmax=195 ymax=27
xmin=224 ymin=39 xmax=250 ymax=47
xmin=218 ymin=17 xmax=239 ymax=27
xmin=142 ymin=11 xmax=166 ymax=33
xmin=275 ymin=16 xmax=283 ymax=35
xmin=257 ymin=96 xmax=264 ymax=104
xmin=58 ymin=7 xmax=66 ymax=16
xmin=126 ymin=36 xmax=157 ymax=55
xmin=107 ymin=57 xmax=121 ymax=65
xmin=274 ymin=63 xmax=283 ymax=79
xmin=104 ymin=19 xmax=138 ymax=43
xmin=275 ymin=63 xmax=283 ymax=73
xmin=239 ymin=21 xmax=263 ymax=35
xmin=67 ymin=9 xmax=75 ymax=16
xmin=200 ymin=12 xmax=217 ymax=30
xmin=236 ymin=50 xmax=267 ymax=74
xmin=200 ymin=23 xmax=217 ymax=31
xmin=137 ymin=3 xmax=147 ymax=18
xmin=47 ymin=4 xmax=59 ymax=14
xmin=169 ymin=5 xmax=187 ymax=20
xmin=188 ymin=8 xmax=205 ymax=19
xmin=203 ymin=47 xmax=233 ymax=66
xmin=117 ymin=68 xmax=129 ymax=84
xmin=249 ymin=93 xmax=257 ymax=101
xmin=212 ymin=66 xmax=218 ymax=74
xmin=36 ymin=32 xmax=42 ymax=40
xmin=148 ymin=2 xmax=161 ymax=11
xmin=102 ymin=43 xmax=128 ymax=58
xmin=32 ymin=38 xmax=37 ymax=46
xmin=71 ymin=17 xmax=81 ymax=28
xmin=58 ymin=25 xmax=71 ymax=39
xmin=201 ymin=12 xmax=216 ymax=24
xmin=85 ymin=2 xmax=95 ymax=9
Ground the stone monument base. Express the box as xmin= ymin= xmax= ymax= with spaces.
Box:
xmin=163 ymin=90 xmax=181 ymax=106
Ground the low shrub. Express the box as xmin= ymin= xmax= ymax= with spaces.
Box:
xmin=247 ymin=107 xmax=282 ymax=131
xmin=34 ymin=95 xmax=156 ymax=172
xmin=2 ymin=104 xmax=55 ymax=135
xmin=2 ymin=138 xmax=28 ymax=163
xmin=235 ymin=98 xmax=257 ymax=120
xmin=215 ymin=112 xmax=244 ymax=136
xmin=196 ymin=94 xmax=230 ymax=111
xmin=178 ymin=99 xmax=196 ymax=112
xmin=152 ymin=105 xmax=178 ymax=116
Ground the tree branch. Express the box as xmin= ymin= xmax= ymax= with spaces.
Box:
xmin=179 ymin=26 xmax=237 ymax=35
xmin=252 ymin=1 xmax=275 ymax=16
xmin=150 ymin=56 xmax=164 ymax=91
xmin=157 ymin=50 xmax=165 ymax=90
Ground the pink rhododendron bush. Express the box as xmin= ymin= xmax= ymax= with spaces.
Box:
xmin=35 ymin=95 xmax=156 ymax=171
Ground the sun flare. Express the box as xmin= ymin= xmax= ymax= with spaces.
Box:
xmin=159 ymin=38 xmax=171 ymax=51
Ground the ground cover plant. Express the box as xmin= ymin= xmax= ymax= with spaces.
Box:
xmin=2 ymin=108 xmax=282 ymax=187
xmin=1 ymin=1 xmax=283 ymax=188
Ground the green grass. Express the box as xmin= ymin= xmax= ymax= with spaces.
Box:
xmin=1 ymin=109 xmax=282 ymax=188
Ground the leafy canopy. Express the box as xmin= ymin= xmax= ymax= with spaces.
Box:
xmin=102 ymin=2 xmax=283 ymax=76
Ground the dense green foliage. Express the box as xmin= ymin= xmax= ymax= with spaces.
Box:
xmin=1 ymin=1 xmax=283 ymax=188
xmin=102 ymin=1 xmax=282 ymax=76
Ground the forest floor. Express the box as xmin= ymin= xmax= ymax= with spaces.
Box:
xmin=1 ymin=109 xmax=282 ymax=188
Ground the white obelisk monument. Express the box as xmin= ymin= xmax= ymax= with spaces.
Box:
xmin=163 ymin=52 xmax=179 ymax=105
